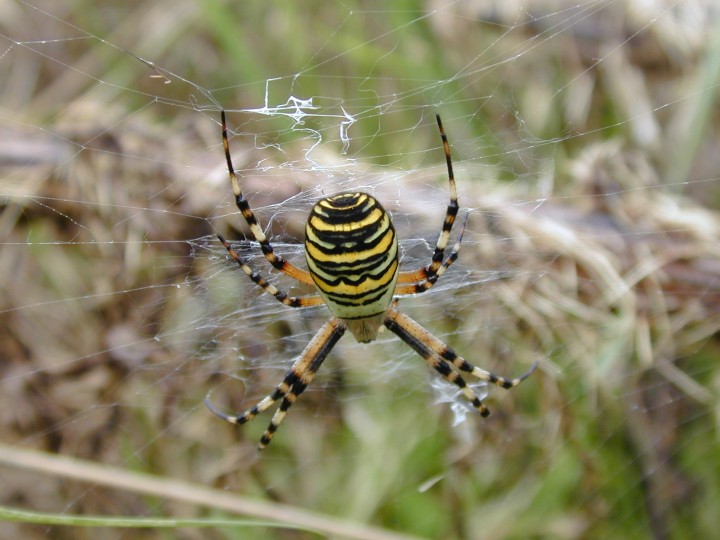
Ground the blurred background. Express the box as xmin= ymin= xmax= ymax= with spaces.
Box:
xmin=1 ymin=1 xmax=719 ymax=539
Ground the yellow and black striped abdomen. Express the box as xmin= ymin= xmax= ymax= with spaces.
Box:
xmin=305 ymin=192 xmax=399 ymax=331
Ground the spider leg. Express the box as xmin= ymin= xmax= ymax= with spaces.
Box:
xmin=221 ymin=110 xmax=314 ymax=285
xmin=427 ymin=114 xmax=459 ymax=277
xmin=397 ymin=114 xmax=459 ymax=288
xmin=394 ymin=212 xmax=468 ymax=296
xmin=205 ymin=317 xmax=346 ymax=449
xmin=218 ymin=234 xmax=324 ymax=308
xmin=384 ymin=304 xmax=537 ymax=416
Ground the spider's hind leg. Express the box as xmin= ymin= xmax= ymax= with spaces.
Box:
xmin=220 ymin=110 xmax=315 ymax=286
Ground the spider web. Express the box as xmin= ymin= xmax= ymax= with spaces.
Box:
xmin=1 ymin=1 xmax=719 ymax=539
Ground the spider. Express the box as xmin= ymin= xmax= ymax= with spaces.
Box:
xmin=206 ymin=111 xmax=538 ymax=449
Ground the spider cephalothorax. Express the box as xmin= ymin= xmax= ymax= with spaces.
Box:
xmin=206 ymin=111 xmax=537 ymax=449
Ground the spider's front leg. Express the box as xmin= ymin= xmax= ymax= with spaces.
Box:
xmin=384 ymin=303 xmax=538 ymax=417
xmin=206 ymin=317 xmax=346 ymax=449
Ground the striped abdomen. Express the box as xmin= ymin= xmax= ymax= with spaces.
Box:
xmin=305 ymin=192 xmax=399 ymax=341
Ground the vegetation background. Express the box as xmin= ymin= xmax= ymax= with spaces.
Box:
xmin=1 ymin=1 xmax=719 ymax=539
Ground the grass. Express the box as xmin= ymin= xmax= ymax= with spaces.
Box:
xmin=1 ymin=1 xmax=719 ymax=539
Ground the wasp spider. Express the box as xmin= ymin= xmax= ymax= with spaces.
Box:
xmin=207 ymin=111 xmax=538 ymax=449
